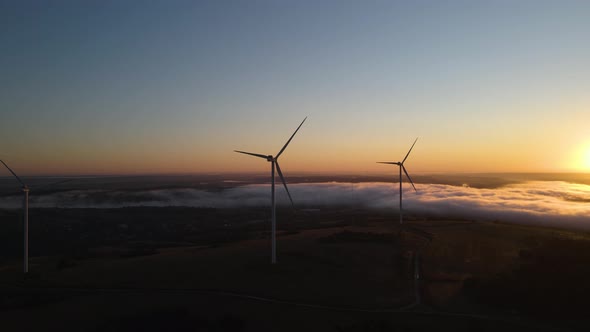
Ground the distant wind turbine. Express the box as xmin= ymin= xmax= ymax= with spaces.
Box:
xmin=1 ymin=160 xmax=29 ymax=273
xmin=234 ymin=117 xmax=307 ymax=264
xmin=377 ymin=138 xmax=418 ymax=225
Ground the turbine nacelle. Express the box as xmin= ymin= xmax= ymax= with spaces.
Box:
xmin=376 ymin=137 xmax=418 ymax=192
xmin=376 ymin=138 xmax=419 ymax=225
xmin=234 ymin=117 xmax=307 ymax=264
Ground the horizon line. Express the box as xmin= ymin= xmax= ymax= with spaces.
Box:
xmin=2 ymin=171 xmax=590 ymax=178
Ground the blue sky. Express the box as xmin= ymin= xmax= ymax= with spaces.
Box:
xmin=1 ymin=1 xmax=589 ymax=175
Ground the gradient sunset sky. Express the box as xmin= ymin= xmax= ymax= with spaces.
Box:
xmin=1 ymin=1 xmax=589 ymax=176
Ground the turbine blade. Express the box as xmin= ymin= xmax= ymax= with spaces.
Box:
xmin=377 ymin=162 xmax=399 ymax=165
xmin=234 ymin=150 xmax=269 ymax=159
xmin=275 ymin=161 xmax=294 ymax=208
xmin=401 ymin=137 xmax=419 ymax=164
xmin=276 ymin=117 xmax=307 ymax=158
xmin=402 ymin=165 xmax=417 ymax=192
xmin=0 ymin=160 xmax=25 ymax=187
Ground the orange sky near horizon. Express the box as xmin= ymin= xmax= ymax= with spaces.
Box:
xmin=3 ymin=110 xmax=589 ymax=177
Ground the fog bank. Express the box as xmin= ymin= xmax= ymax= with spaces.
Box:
xmin=1 ymin=181 xmax=589 ymax=230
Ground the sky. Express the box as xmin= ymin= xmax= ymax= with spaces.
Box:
xmin=1 ymin=0 xmax=590 ymax=176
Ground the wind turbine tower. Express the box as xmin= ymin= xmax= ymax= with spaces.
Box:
xmin=234 ymin=117 xmax=306 ymax=264
xmin=377 ymin=138 xmax=418 ymax=224
xmin=1 ymin=160 xmax=29 ymax=273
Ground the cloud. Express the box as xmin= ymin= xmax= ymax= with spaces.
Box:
xmin=1 ymin=181 xmax=589 ymax=230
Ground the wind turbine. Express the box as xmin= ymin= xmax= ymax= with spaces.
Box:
xmin=234 ymin=117 xmax=306 ymax=264
xmin=377 ymin=138 xmax=418 ymax=225
xmin=1 ymin=160 xmax=29 ymax=273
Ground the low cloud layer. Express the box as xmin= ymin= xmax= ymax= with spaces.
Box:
xmin=1 ymin=181 xmax=589 ymax=230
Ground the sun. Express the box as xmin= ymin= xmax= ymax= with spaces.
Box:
xmin=571 ymin=143 xmax=590 ymax=171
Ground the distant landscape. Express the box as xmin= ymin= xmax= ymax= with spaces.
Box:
xmin=1 ymin=173 xmax=589 ymax=331
xmin=2 ymin=173 xmax=589 ymax=229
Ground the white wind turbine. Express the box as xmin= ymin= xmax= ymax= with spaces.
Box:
xmin=1 ymin=160 xmax=30 ymax=273
xmin=234 ymin=117 xmax=306 ymax=264
xmin=377 ymin=138 xmax=418 ymax=225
